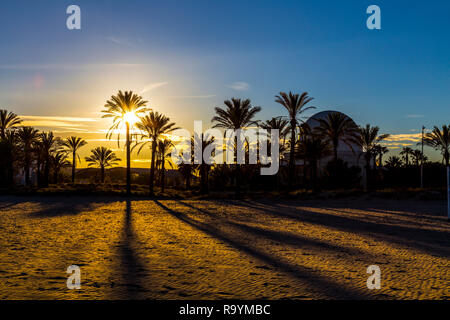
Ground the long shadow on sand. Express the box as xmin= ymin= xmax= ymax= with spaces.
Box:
xmin=227 ymin=200 xmax=450 ymax=258
xmin=176 ymin=200 xmax=367 ymax=257
xmin=154 ymin=200 xmax=368 ymax=299
xmin=25 ymin=198 xmax=117 ymax=218
xmin=114 ymin=199 xmax=150 ymax=299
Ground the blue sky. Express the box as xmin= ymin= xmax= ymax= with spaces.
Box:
xmin=0 ymin=0 xmax=449 ymax=164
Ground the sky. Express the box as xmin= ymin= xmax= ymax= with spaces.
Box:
xmin=0 ymin=0 xmax=449 ymax=167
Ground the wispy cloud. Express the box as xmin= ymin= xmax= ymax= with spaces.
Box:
xmin=19 ymin=115 xmax=98 ymax=129
xmin=170 ymin=94 xmax=216 ymax=99
xmin=406 ymin=114 xmax=424 ymax=118
xmin=140 ymin=81 xmax=168 ymax=94
xmin=227 ymin=82 xmax=250 ymax=91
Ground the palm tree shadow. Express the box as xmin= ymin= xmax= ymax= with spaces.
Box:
xmin=154 ymin=200 xmax=366 ymax=299
xmin=115 ymin=199 xmax=148 ymax=299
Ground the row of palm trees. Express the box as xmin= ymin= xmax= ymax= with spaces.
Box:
xmin=1 ymin=89 xmax=449 ymax=196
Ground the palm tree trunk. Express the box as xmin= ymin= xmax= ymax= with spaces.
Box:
xmin=161 ymin=160 xmax=165 ymax=193
xmin=101 ymin=165 xmax=105 ymax=183
xmin=149 ymin=142 xmax=156 ymax=196
xmin=235 ymin=163 xmax=241 ymax=198
xmin=289 ymin=121 xmax=296 ymax=188
xmin=126 ymin=123 xmax=131 ymax=196
xmin=72 ymin=150 xmax=76 ymax=183
xmin=24 ymin=154 xmax=30 ymax=185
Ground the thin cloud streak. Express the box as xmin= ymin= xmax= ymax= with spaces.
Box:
xmin=140 ymin=81 xmax=168 ymax=94
xmin=227 ymin=82 xmax=250 ymax=91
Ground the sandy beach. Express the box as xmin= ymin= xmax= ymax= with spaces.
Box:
xmin=0 ymin=196 xmax=448 ymax=299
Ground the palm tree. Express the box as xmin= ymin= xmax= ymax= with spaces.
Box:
xmin=0 ymin=110 xmax=22 ymax=137
xmin=178 ymin=162 xmax=194 ymax=190
xmin=274 ymin=92 xmax=315 ymax=188
xmin=85 ymin=147 xmax=121 ymax=183
xmin=385 ymin=156 xmax=403 ymax=168
xmin=157 ymin=139 xmax=173 ymax=193
xmin=62 ymin=136 xmax=87 ymax=184
xmin=16 ymin=127 xmax=39 ymax=185
xmin=358 ymin=124 xmax=390 ymax=189
xmin=51 ymin=151 xmax=70 ymax=184
xmin=135 ymin=111 xmax=179 ymax=196
xmin=412 ymin=149 xmax=427 ymax=166
xmin=315 ymin=112 xmax=359 ymax=162
xmin=0 ymin=130 xmax=18 ymax=187
xmin=192 ymin=133 xmax=215 ymax=194
xmin=37 ymin=132 xmax=58 ymax=187
xmin=400 ymin=146 xmax=414 ymax=166
xmin=102 ymin=90 xmax=150 ymax=195
xmin=297 ymin=133 xmax=331 ymax=190
xmin=212 ymin=98 xmax=261 ymax=197
xmin=373 ymin=144 xmax=389 ymax=168
xmin=424 ymin=125 xmax=450 ymax=167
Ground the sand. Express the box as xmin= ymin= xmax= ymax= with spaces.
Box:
xmin=0 ymin=196 xmax=448 ymax=299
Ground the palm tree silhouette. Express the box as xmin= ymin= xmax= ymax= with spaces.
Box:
xmin=0 ymin=110 xmax=22 ymax=137
xmin=400 ymin=146 xmax=414 ymax=166
xmin=385 ymin=156 xmax=403 ymax=168
xmin=315 ymin=112 xmax=358 ymax=162
xmin=157 ymin=139 xmax=174 ymax=193
xmin=358 ymin=124 xmax=390 ymax=188
xmin=102 ymin=90 xmax=149 ymax=195
xmin=424 ymin=125 xmax=450 ymax=167
xmin=192 ymin=133 xmax=215 ymax=194
xmin=134 ymin=111 xmax=179 ymax=196
xmin=373 ymin=144 xmax=389 ymax=169
xmin=16 ymin=127 xmax=39 ymax=185
xmin=85 ymin=147 xmax=121 ymax=183
xmin=51 ymin=151 xmax=70 ymax=184
xmin=212 ymin=98 xmax=261 ymax=197
xmin=275 ymin=92 xmax=315 ymax=188
xmin=0 ymin=130 xmax=18 ymax=186
xmin=62 ymin=136 xmax=87 ymax=184
xmin=37 ymin=132 xmax=58 ymax=187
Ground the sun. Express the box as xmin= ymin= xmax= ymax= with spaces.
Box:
xmin=123 ymin=111 xmax=140 ymax=126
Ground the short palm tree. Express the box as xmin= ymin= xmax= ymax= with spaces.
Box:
xmin=157 ymin=139 xmax=174 ymax=193
xmin=275 ymin=92 xmax=315 ymax=188
xmin=62 ymin=136 xmax=87 ymax=184
xmin=191 ymin=133 xmax=215 ymax=194
xmin=296 ymin=133 xmax=331 ymax=190
xmin=16 ymin=126 xmax=39 ymax=185
xmin=212 ymin=98 xmax=261 ymax=197
xmin=135 ymin=111 xmax=179 ymax=196
xmin=0 ymin=130 xmax=18 ymax=186
xmin=0 ymin=109 xmax=22 ymax=137
xmin=51 ymin=151 xmax=70 ymax=184
xmin=412 ymin=149 xmax=427 ymax=166
xmin=358 ymin=124 xmax=390 ymax=188
xmin=37 ymin=132 xmax=58 ymax=187
xmin=400 ymin=146 xmax=414 ymax=166
xmin=385 ymin=156 xmax=403 ymax=168
xmin=373 ymin=144 xmax=389 ymax=168
xmin=102 ymin=90 xmax=150 ymax=195
xmin=315 ymin=112 xmax=359 ymax=162
xmin=424 ymin=125 xmax=450 ymax=167
xmin=85 ymin=147 xmax=121 ymax=183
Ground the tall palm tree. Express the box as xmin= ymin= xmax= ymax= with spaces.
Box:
xmin=62 ymin=136 xmax=87 ymax=184
xmin=400 ymin=146 xmax=414 ymax=167
xmin=0 ymin=110 xmax=22 ymax=137
xmin=51 ymin=151 xmax=70 ymax=184
xmin=424 ymin=125 xmax=449 ymax=166
xmin=212 ymin=98 xmax=261 ymax=197
xmin=102 ymin=90 xmax=150 ymax=195
xmin=135 ymin=111 xmax=179 ymax=196
xmin=358 ymin=124 xmax=390 ymax=188
xmin=85 ymin=147 xmax=121 ymax=183
xmin=16 ymin=126 xmax=39 ymax=185
xmin=274 ymin=92 xmax=315 ymax=188
xmin=157 ymin=139 xmax=173 ymax=193
xmin=315 ymin=112 xmax=359 ymax=162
